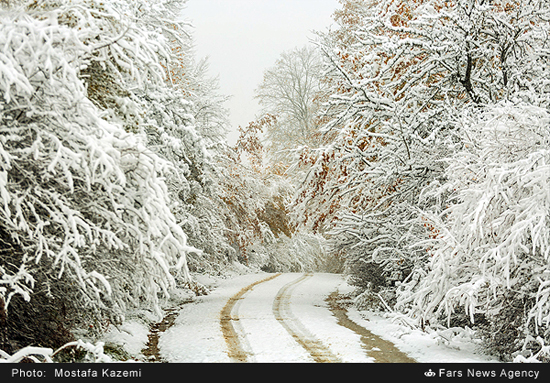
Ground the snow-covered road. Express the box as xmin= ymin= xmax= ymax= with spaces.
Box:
xmin=155 ymin=272 xmax=499 ymax=363
xmin=159 ymin=273 xmax=379 ymax=362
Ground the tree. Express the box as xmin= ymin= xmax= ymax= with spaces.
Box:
xmin=292 ymin=0 xmax=550 ymax=304
xmin=255 ymin=45 xmax=328 ymax=173
xmin=396 ymin=102 xmax=550 ymax=361
xmin=288 ymin=0 xmax=550 ymax=361
xmin=215 ymin=114 xmax=329 ymax=273
xmin=0 ymin=0 xmax=206 ymax=351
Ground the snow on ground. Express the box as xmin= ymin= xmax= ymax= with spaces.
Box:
xmin=334 ymin=281 xmax=500 ymax=363
xmin=287 ymin=273 xmax=374 ymax=362
xmin=159 ymin=272 xmax=500 ymax=363
xmin=234 ymin=273 xmax=372 ymax=362
xmin=231 ymin=273 xmax=318 ymax=362
xmin=158 ymin=272 xmax=370 ymax=362
xmin=103 ymin=320 xmax=151 ymax=356
xmin=345 ymin=303 xmax=500 ymax=363
xmin=159 ymin=273 xmax=267 ymax=362
xmin=103 ymin=271 xmax=501 ymax=363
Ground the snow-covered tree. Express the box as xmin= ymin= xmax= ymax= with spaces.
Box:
xmin=0 ymin=0 xmax=208 ymax=351
xmin=396 ymin=102 xmax=550 ymax=361
xmin=292 ymin=0 xmax=550 ymax=302
xmin=255 ymin=46 xmax=328 ymax=174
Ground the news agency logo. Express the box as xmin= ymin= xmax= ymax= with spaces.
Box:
xmin=422 ymin=367 xmax=541 ymax=380
xmin=424 ymin=369 xmax=436 ymax=378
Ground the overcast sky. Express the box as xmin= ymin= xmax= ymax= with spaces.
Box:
xmin=183 ymin=0 xmax=339 ymax=144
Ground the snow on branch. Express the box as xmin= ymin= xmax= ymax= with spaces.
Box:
xmin=0 ymin=7 xmax=195 ymax=318
xmin=399 ymin=102 xmax=550 ymax=342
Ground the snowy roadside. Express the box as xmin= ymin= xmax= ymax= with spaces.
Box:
xmin=334 ymin=280 xmax=500 ymax=363
xmin=346 ymin=304 xmax=500 ymax=363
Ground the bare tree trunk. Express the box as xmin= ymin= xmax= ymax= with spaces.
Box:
xmin=0 ymin=296 xmax=9 ymax=353
xmin=460 ymin=51 xmax=480 ymax=104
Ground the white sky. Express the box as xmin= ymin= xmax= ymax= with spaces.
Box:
xmin=182 ymin=0 xmax=339 ymax=145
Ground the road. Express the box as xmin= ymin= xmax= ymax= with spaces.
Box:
xmin=158 ymin=272 xmax=416 ymax=363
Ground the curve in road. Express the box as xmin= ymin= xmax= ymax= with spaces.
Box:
xmin=220 ymin=272 xmax=415 ymax=363
xmin=272 ymin=273 xmax=342 ymax=363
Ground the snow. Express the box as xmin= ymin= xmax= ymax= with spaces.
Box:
xmin=284 ymin=273 xmax=372 ymax=362
xmin=347 ymin=310 xmax=499 ymax=363
xmin=152 ymin=272 xmax=500 ymax=363
xmin=159 ymin=273 xmax=264 ymax=363
xmin=103 ymin=320 xmax=151 ymax=357
xmin=226 ymin=273 xmax=315 ymax=362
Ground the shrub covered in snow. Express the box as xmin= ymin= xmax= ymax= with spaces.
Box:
xmin=397 ymin=102 xmax=550 ymax=361
xmin=0 ymin=2 xmax=196 ymax=351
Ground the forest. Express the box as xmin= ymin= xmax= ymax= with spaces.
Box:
xmin=1 ymin=0 xmax=550 ymax=364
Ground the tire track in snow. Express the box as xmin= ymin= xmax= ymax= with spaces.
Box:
xmin=220 ymin=273 xmax=281 ymax=362
xmin=326 ymin=292 xmax=416 ymax=363
xmin=272 ymin=273 xmax=342 ymax=363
